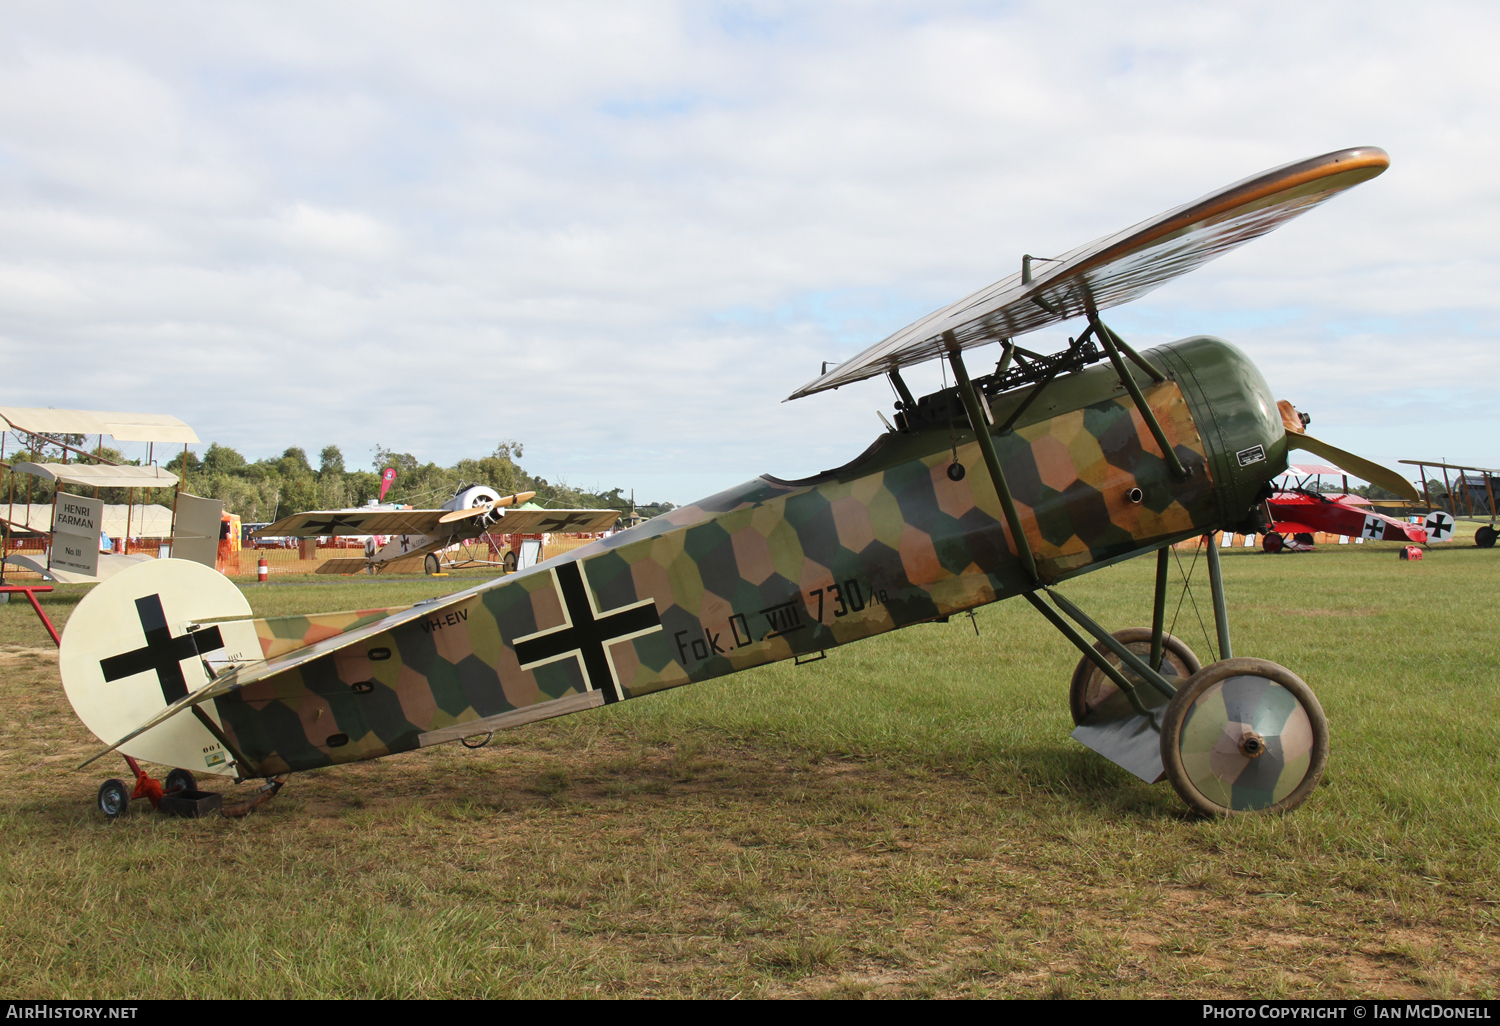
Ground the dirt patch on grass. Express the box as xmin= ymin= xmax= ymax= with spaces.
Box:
xmin=0 ymin=645 xmax=57 ymax=661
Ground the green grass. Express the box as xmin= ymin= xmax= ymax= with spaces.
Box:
xmin=0 ymin=538 xmax=1496 ymax=998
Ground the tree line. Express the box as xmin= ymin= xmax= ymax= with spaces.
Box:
xmin=1 ymin=435 xmax=675 ymax=525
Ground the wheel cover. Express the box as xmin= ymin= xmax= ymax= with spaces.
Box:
xmin=1070 ymin=629 xmax=1200 ymax=726
xmin=99 ymin=784 xmax=127 ymax=816
xmin=1176 ymin=675 xmax=1315 ymax=810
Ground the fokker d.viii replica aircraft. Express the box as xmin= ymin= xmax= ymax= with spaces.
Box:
xmin=63 ymin=146 xmax=1411 ymax=820
xmin=256 ymin=485 xmax=621 ymax=574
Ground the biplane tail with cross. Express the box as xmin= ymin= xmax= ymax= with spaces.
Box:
xmin=63 ymin=146 xmax=1415 ymax=819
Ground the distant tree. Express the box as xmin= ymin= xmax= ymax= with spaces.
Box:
xmin=371 ymin=445 xmax=420 ymax=476
xmin=319 ymin=445 xmax=345 ymax=476
xmin=1351 ymin=483 xmax=1402 ymax=501
xmin=279 ymin=447 xmax=312 ymax=475
xmin=202 ymin=443 xmax=245 ymax=475
xmin=166 ymin=448 xmax=203 ymax=476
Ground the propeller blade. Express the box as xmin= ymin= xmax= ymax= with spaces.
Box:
xmin=438 ymin=504 xmax=489 ymax=525
xmin=1287 ymin=433 xmax=1420 ymax=502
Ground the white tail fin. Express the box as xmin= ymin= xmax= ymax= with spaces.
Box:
xmin=59 ymin=559 xmax=260 ymax=778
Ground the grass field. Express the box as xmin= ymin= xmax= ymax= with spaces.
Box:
xmin=0 ymin=536 xmax=1496 ymax=999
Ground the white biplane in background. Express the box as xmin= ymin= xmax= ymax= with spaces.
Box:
xmin=255 ymin=485 xmax=621 ymax=575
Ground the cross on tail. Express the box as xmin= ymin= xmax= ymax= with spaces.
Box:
xmin=99 ymin=594 xmax=225 ymax=704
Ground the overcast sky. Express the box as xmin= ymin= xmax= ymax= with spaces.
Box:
xmin=1 ymin=2 xmax=1495 ymax=503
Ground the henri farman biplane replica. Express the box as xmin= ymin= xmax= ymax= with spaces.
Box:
xmin=63 ymin=146 xmax=1404 ymax=819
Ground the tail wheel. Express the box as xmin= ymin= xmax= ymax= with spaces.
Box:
xmin=1069 ymin=628 xmax=1202 ymax=726
xmin=98 ymin=779 xmax=131 ymax=819
xmin=164 ymin=768 xmax=197 ymax=794
xmin=1262 ymin=532 xmax=1284 ymax=554
xmin=424 ymin=553 xmax=441 ymax=575
xmin=1160 ymin=658 xmax=1329 ymax=816
xmin=1477 ymin=526 xmax=1497 ymax=549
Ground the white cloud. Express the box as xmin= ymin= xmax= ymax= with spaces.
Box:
xmin=260 ymin=203 xmax=399 ymax=259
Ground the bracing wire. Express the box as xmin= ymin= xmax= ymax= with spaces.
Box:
xmin=1168 ymin=536 xmax=1217 ymax=662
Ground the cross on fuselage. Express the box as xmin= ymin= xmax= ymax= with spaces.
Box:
xmin=513 ymin=561 xmax=660 ymax=703
xmin=99 ymin=594 xmax=224 ymax=704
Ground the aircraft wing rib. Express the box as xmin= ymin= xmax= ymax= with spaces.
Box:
xmin=789 ymin=146 xmax=1389 ymax=400
xmin=257 ymin=509 xmax=451 ymax=538
xmin=489 ymin=509 xmax=621 ymax=533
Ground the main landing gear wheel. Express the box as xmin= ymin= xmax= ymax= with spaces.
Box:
xmin=1476 ymin=526 xmax=1497 ymax=549
xmin=164 ymin=768 xmax=197 ymax=794
xmin=98 ymin=778 xmax=131 ymax=819
xmin=1262 ymin=532 xmax=1284 ymax=554
xmin=424 ymin=553 xmax=441 ymax=575
xmin=1293 ymin=532 xmax=1315 ymax=546
xmin=1159 ymin=658 xmax=1329 ymax=816
xmin=1069 ymin=628 xmax=1202 ymax=725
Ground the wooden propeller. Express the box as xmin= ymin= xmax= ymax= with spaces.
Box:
xmin=437 ymin=490 xmax=537 ymax=524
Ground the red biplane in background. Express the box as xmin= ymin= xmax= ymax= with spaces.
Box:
xmin=1258 ymin=401 xmax=1454 ymax=556
xmin=1261 ymin=463 xmax=1448 ymax=553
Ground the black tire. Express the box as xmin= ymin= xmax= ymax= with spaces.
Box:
xmin=503 ymin=551 xmax=518 ymax=573
xmin=424 ymin=553 xmax=441 ymax=575
xmin=1262 ymin=532 xmax=1284 ymax=554
xmin=1159 ymin=658 xmax=1329 ymax=816
xmin=1476 ymin=526 xmax=1497 ymax=549
xmin=1068 ymin=628 xmax=1202 ymax=726
xmin=1293 ymin=532 xmax=1315 ymax=546
xmin=98 ymin=779 xmax=132 ymax=819
xmin=164 ymin=768 xmax=197 ymax=795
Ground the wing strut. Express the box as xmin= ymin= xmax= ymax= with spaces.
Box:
xmin=945 ymin=336 xmax=1040 ymax=585
xmin=1088 ymin=311 xmax=1189 ymax=479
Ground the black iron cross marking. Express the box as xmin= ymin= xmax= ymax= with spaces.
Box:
xmin=512 ymin=561 xmax=661 ymax=703
xmin=302 ymin=515 xmax=366 ymax=533
xmin=99 ymin=594 xmax=225 ymax=704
